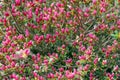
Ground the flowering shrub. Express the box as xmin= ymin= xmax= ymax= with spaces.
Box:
xmin=0 ymin=0 xmax=120 ymax=80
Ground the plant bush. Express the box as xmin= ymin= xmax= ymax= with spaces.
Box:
xmin=0 ymin=0 xmax=119 ymax=80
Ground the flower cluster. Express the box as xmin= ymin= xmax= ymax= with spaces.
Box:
xmin=0 ymin=0 xmax=119 ymax=80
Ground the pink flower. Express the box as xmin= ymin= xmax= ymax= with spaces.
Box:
xmin=21 ymin=76 xmax=26 ymax=80
xmin=114 ymin=65 xmax=119 ymax=71
xmin=50 ymin=73 xmax=54 ymax=78
xmin=84 ymin=64 xmax=90 ymax=71
xmin=118 ymin=25 xmax=120 ymax=29
xmin=43 ymin=15 xmax=50 ymax=21
xmin=37 ymin=53 xmax=41 ymax=58
xmin=44 ymin=59 xmax=49 ymax=65
xmin=8 ymin=47 xmax=14 ymax=52
xmin=33 ymin=72 xmax=38 ymax=77
xmin=92 ymin=10 xmax=97 ymax=15
xmin=102 ymin=60 xmax=107 ymax=65
xmin=94 ymin=57 xmax=98 ymax=64
xmin=85 ymin=49 xmax=92 ymax=55
xmin=100 ymin=7 xmax=106 ymax=13
xmin=34 ymin=35 xmax=39 ymax=41
xmin=0 ymin=5 xmax=2 ymax=9
xmin=17 ymin=34 xmax=24 ymax=40
xmin=6 ymin=55 xmax=12 ymax=62
xmin=42 ymin=24 xmax=47 ymax=32
xmin=106 ymin=14 xmax=110 ymax=18
xmin=80 ymin=46 xmax=86 ymax=52
xmin=4 ymin=11 xmax=9 ymax=17
xmin=25 ymin=29 xmax=30 ymax=37
xmin=84 ymin=12 xmax=89 ymax=17
xmin=90 ymin=72 xmax=94 ymax=80
xmin=35 ymin=7 xmax=39 ymax=16
xmin=92 ymin=0 xmax=97 ymax=4
xmin=15 ymin=0 xmax=21 ymax=6
xmin=11 ymin=73 xmax=19 ymax=80
xmin=24 ymin=49 xmax=30 ymax=55
xmin=27 ymin=8 xmax=33 ymax=19
xmin=11 ymin=61 xmax=16 ymax=67
xmin=27 ymin=40 xmax=33 ymax=47
xmin=117 ymin=19 xmax=120 ymax=25
xmin=65 ymin=71 xmax=75 ymax=79
xmin=16 ymin=49 xmax=30 ymax=59
xmin=62 ymin=44 xmax=66 ymax=49
xmin=79 ymin=55 xmax=86 ymax=60
xmin=65 ymin=58 xmax=72 ymax=64
xmin=88 ymin=33 xmax=96 ymax=39
xmin=38 ymin=76 xmax=44 ymax=80
xmin=59 ymin=67 xmax=64 ymax=72
xmin=107 ymin=73 xmax=114 ymax=80
xmin=35 ymin=65 xmax=39 ymax=70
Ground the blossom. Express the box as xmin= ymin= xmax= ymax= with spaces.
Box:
xmin=15 ymin=0 xmax=21 ymax=6
xmin=65 ymin=71 xmax=75 ymax=79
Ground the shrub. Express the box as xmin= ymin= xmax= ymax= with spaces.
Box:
xmin=0 ymin=0 xmax=119 ymax=80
